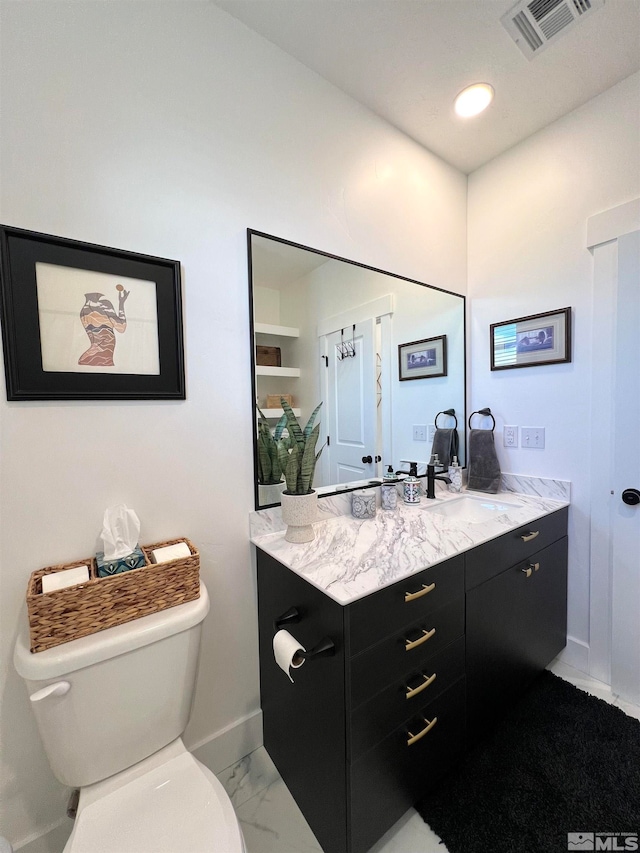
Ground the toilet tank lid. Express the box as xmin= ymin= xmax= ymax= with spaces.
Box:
xmin=14 ymin=582 xmax=210 ymax=682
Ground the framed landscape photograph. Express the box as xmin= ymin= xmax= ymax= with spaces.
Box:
xmin=0 ymin=225 xmax=185 ymax=400
xmin=398 ymin=334 xmax=447 ymax=381
xmin=490 ymin=307 xmax=571 ymax=371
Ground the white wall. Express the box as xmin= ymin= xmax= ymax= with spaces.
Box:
xmin=468 ymin=72 xmax=640 ymax=666
xmin=0 ymin=1 xmax=467 ymax=846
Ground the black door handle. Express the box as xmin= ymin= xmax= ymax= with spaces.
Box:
xmin=622 ymin=488 xmax=640 ymax=506
xmin=362 ymin=455 xmax=373 ymax=464
xmin=375 ymin=455 xmax=381 ymax=463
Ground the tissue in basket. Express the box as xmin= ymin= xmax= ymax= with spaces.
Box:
xmin=26 ymin=538 xmax=200 ymax=653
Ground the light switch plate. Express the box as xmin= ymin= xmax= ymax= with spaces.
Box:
xmin=413 ymin=425 xmax=427 ymax=441
xmin=521 ymin=426 xmax=545 ymax=448
xmin=428 ymin=424 xmax=436 ymax=442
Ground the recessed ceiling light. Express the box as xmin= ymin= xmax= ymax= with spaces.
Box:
xmin=454 ymin=83 xmax=494 ymax=118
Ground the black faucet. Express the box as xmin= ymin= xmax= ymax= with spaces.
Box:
xmin=425 ymin=463 xmax=451 ymax=499
xmin=395 ymin=461 xmax=421 ymax=478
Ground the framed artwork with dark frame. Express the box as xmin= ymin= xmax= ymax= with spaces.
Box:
xmin=398 ymin=334 xmax=447 ymax=381
xmin=490 ymin=307 xmax=571 ymax=371
xmin=0 ymin=225 xmax=185 ymax=400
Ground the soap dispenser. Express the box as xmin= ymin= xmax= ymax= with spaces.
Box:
xmin=448 ymin=456 xmax=462 ymax=493
xmin=403 ymin=462 xmax=421 ymax=505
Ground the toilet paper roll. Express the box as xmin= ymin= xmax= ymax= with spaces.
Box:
xmin=150 ymin=542 xmax=191 ymax=564
xmin=41 ymin=566 xmax=90 ymax=594
xmin=273 ymin=629 xmax=306 ymax=682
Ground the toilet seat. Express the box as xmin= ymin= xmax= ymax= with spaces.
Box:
xmin=64 ymin=748 xmax=246 ymax=853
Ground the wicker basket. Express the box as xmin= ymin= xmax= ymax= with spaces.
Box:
xmin=26 ymin=538 xmax=200 ymax=653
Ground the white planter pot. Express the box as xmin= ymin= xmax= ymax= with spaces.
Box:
xmin=281 ymin=491 xmax=318 ymax=543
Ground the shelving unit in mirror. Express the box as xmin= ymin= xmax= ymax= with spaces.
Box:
xmin=248 ymin=229 xmax=468 ymax=511
xmin=254 ymin=324 xmax=302 ymax=415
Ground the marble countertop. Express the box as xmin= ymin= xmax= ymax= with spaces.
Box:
xmin=250 ymin=488 xmax=569 ymax=605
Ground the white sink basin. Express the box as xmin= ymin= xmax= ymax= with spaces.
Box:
xmin=425 ymin=494 xmax=522 ymax=523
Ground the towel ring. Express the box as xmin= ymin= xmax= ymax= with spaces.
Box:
xmin=434 ymin=408 xmax=458 ymax=430
xmin=468 ymin=408 xmax=496 ymax=431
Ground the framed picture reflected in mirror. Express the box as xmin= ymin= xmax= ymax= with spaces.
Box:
xmin=398 ymin=334 xmax=447 ymax=380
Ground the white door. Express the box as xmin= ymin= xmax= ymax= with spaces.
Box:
xmin=324 ymin=320 xmax=377 ymax=484
xmin=611 ymin=229 xmax=640 ymax=703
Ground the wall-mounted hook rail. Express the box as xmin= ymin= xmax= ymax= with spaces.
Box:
xmin=336 ymin=325 xmax=356 ymax=360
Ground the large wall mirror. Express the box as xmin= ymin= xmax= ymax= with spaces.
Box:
xmin=248 ymin=230 xmax=467 ymax=509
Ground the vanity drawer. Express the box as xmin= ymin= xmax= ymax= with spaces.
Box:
xmin=465 ymin=506 xmax=568 ymax=590
xmin=350 ymin=598 xmax=464 ymax=708
xmin=349 ymin=677 xmax=466 ymax=853
xmin=348 ymin=553 xmax=464 ymax=656
xmin=350 ymin=635 xmax=465 ymax=760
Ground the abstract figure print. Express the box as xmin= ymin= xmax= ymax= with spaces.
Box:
xmin=79 ymin=285 xmax=130 ymax=367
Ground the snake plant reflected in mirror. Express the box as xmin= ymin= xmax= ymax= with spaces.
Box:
xmin=249 ymin=230 xmax=467 ymax=509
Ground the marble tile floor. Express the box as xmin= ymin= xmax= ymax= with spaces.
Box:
xmin=228 ymin=659 xmax=640 ymax=853
xmin=25 ymin=660 xmax=640 ymax=853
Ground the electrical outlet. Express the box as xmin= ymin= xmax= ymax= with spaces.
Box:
xmin=428 ymin=424 xmax=436 ymax=442
xmin=413 ymin=425 xmax=427 ymax=441
xmin=503 ymin=425 xmax=518 ymax=447
xmin=522 ymin=427 xmax=545 ymax=449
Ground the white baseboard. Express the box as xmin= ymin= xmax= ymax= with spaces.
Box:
xmin=189 ymin=708 xmax=263 ymax=776
xmin=558 ymin=635 xmax=590 ymax=674
xmin=15 ymin=818 xmax=73 ymax=853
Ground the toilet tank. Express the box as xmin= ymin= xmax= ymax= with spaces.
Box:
xmin=14 ymin=582 xmax=210 ymax=788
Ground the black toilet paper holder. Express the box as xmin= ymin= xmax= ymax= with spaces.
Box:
xmin=274 ymin=607 xmax=336 ymax=660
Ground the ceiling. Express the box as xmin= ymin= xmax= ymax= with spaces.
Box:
xmin=252 ymin=235 xmax=330 ymax=290
xmin=213 ymin=0 xmax=640 ymax=173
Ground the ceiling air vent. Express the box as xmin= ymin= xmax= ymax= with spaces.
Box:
xmin=501 ymin=0 xmax=605 ymax=60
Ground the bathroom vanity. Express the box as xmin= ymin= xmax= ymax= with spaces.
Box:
xmin=252 ymin=491 xmax=568 ymax=853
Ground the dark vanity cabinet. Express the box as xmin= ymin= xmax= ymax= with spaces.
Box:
xmin=256 ymin=506 xmax=568 ymax=853
xmin=257 ymin=550 xmax=466 ymax=853
xmin=465 ymin=507 xmax=568 ymax=741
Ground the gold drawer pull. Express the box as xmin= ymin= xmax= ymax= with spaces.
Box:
xmin=405 ymin=627 xmax=436 ymax=651
xmin=407 ymin=716 xmax=438 ymax=746
xmin=406 ymin=672 xmax=437 ymax=700
xmin=405 ymin=582 xmax=436 ymax=602
xmin=521 ymin=561 xmax=540 ymax=579
xmin=520 ymin=530 xmax=539 ymax=542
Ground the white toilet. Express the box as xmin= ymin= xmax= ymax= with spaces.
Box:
xmin=14 ymin=583 xmax=246 ymax=853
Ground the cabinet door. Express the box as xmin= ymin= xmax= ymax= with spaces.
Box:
xmin=466 ymin=537 xmax=568 ymax=739
xmin=465 ymin=507 xmax=568 ymax=590
xmin=257 ymin=551 xmax=349 ymax=853
xmin=349 ymin=678 xmax=466 ymax=853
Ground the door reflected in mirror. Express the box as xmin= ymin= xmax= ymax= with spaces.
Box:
xmin=249 ymin=230 xmax=466 ymax=509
